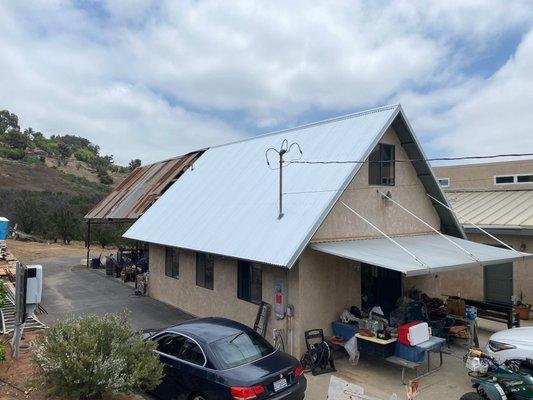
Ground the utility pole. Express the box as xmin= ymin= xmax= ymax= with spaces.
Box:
xmin=265 ymin=140 xmax=302 ymax=219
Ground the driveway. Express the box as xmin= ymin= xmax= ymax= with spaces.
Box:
xmin=37 ymin=256 xmax=192 ymax=331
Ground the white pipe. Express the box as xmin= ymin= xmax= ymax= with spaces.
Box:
xmin=427 ymin=194 xmax=522 ymax=256
xmin=340 ymin=201 xmax=431 ymax=272
xmin=379 ymin=191 xmax=482 ymax=264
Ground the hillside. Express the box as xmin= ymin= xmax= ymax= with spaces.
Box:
xmin=0 ymin=108 xmax=136 ymax=244
xmin=0 ymin=157 xmax=120 ymax=195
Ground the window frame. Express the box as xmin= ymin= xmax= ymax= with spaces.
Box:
xmin=494 ymin=174 xmax=533 ymax=185
xmin=237 ymin=261 xmax=262 ymax=305
xmin=368 ymin=143 xmax=395 ymax=186
xmin=438 ymin=178 xmax=450 ymax=188
xmin=165 ymin=246 xmax=179 ymax=279
xmin=152 ymin=331 xmax=207 ymax=368
xmin=196 ymin=252 xmax=214 ymax=290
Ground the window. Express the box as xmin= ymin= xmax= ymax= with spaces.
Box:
xmin=368 ymin=143 xmax=395 ymax=186
xmin=494 ymin=174 xmax=533 ymax=185
xmin=517 ymin=174 xmax=533 ymax=183
xmin=165 ymin=247 xmax=179 ymax=279
xmin=438 ymin=178 xmax=450 ymax=188
xmin=154 ymin=333 xmax=206 ymax=366
xmin=495 ymin=175 xmax=514 ymax=184
xmin=210 ymin=329 xmax=274 ymax=369
xmin=196 ymin=252 xmax=214 ymax=290
xmin=237 ymin=261 xmax=262 ymax=304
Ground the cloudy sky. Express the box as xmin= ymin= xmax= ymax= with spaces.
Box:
xmin=1 ymin=1 xmax=532 ymax=165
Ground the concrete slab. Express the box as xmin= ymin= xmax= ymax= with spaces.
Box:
xmin=305 ymin=318 xmax=533 ymax=399
xmin=37 ymin=256 xmax=192 ymax=331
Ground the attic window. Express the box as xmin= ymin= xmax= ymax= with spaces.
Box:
xmin=438 ymin=178 xmax=450 ymax=188
xmin=368 ymin=143 xmax=395 ymax=186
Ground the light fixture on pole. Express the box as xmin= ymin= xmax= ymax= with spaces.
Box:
xmin=265 ymin=139 xmax=302 ymax=219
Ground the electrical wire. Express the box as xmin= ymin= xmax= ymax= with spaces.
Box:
xmin=287 ymin=152 xmax=533 ymax=165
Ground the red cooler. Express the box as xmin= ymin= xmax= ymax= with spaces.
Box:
xmin=398 ymin=321 xmax=429 ymax=346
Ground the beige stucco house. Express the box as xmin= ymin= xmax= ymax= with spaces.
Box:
xmin=124 ymin=105 xmax=528 ymax=356
xmin=434 ymin=160 xmax=533 ymax=307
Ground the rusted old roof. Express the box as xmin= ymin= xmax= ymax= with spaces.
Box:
xmin=85 ymin=151 xmax=204 ymax=221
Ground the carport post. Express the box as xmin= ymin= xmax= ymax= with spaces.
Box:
xmin=86 ymin=220 xmax=91 ymax=268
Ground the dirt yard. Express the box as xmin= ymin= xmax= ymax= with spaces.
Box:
xmin=6 ymin=239 xmax=110 ymax=263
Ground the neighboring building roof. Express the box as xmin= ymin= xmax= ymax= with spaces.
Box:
xmin=311 ymin=233 xmax=529 ymax=276
xmin=85 ymin=151 xmax=203 ymax=221
xmin=446 ymin=190 xmax=533 ymax=232
xmin=124 ymin=104 xmax=463 ymax=268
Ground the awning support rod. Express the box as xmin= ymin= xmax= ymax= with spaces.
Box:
xmin=427 ymin=194 xmax=522 ymax=256
xmin=379 ymin=191 xmax=482 ymax=265
xmin=340 ymin=201 xmax=431 ymax=272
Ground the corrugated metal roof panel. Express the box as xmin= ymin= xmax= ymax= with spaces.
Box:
xmin=124 ymin=104 xmax=463 ymax=267
xmin=85 ymin=151 xmax=203 ymax=221
xmin=311 ymin=234 xmax=531 ymax=276
xmin=446 ymin=190 xmax=533 ymax=229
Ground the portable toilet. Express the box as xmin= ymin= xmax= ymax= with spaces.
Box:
xmin=0 ymin=217 xmax=9 ymax=240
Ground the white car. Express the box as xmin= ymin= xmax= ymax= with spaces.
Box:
xmin=485 ymin=327 xmax=533 ymax=365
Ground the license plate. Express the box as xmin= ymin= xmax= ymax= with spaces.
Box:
xmin=273 ymin=377 xmax=288 ymax=392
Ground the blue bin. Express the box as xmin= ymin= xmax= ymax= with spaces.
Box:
xmin=0 ymin=217 xmax=9 ymax=240
xmin=332 ymin=321 xmax=358 ymax=341
xmin=394 ymin=342 xmax=426 ymax=363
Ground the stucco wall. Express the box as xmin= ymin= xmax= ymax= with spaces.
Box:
xmin=313 ymin=127 xmax=440 ymax=241
xmin=434 ymin=159 xmax=533 ymax=190
xmin=439 ymin=233 xmax=533 ymax=303
xmin=148 ymin=244 xmax=295 ymax=349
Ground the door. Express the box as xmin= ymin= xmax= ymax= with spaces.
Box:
xmin=484 ymin=262 xmax=513 ymax=304
xmin=361 ymin=264 xmax=402 ymax=316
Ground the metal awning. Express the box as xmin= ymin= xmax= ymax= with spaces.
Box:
xmin=310 ymin=234 xmax=531 ymax=276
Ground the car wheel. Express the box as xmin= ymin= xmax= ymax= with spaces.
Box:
xmin=459 ymin=392 xmax=486 ymax=400
xmin=189 ymin=393 xmax=207 ymax=400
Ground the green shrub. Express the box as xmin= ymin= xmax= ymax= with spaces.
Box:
xmin=0 ymin=148 xmax=25 ymax=160
xmin=73 ymin=148 xmax=94 ymax=163
xmin=0 ymin=341 xmax=5 ymax=362
xmin=32 ymin=313 xmax=163 ymax=399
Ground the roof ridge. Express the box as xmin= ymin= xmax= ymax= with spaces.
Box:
xmin=211 ymin=104 xmax=400 ymax=150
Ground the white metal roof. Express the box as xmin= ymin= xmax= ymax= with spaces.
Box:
xmin=125 ymin=105 xmax=403 ymax=267
xmin=445 ymin=190 xmax=533 ymax=230
xmin=124 ymin=104 xmax=464 ymax=267
xmin=311 ymin=234 xmax=531 ymax=276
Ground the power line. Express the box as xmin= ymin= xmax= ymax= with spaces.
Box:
xmin=287 ymin=152 xmax=533 ymax=165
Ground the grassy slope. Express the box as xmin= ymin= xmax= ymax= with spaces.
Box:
xmin=0 ymin=158 xmax=112 ymax=196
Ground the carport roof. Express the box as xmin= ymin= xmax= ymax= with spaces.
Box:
xmin=311 ymin=233 xmax=531 ymax=276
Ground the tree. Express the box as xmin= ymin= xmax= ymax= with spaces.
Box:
xmin=32 ymin=313 xmax=163 ymax=399
xmin=129 ymin=158 xmax=141 ymax=171
xmin=13 ymin=194 xmax=43 ymax=234
xmin=3 ymin=129 xmax=31 ymax=149
xmin=0 ymin=110 xmax=19 ymax=135
xmin=49 ymin=199 xmax=78 ymax=244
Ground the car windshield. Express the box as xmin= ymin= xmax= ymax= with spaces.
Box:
xmin=210 ymin=329 xmax=274 ymax=369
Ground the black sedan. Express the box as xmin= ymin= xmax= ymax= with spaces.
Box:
xmin=144 ymin=317 xmax=306 ymax=400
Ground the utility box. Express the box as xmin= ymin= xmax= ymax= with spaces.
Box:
xmin=25 ymin=265 xmax=43 ymax=304
xmin=0 ymin=217 xmax=9 ymax=240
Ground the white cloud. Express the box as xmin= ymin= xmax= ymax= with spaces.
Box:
xmin=0 ymin=1 xmax=532 ymax=164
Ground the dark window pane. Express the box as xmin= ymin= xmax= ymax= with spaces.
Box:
xmin=517 ymin=175 xmax=533 ymax=183
xmin=165 ymin=247 xmax=179 ymax=279
xmin=196 ymin=253 xmax=214 ymax=290
xmin=238 ymin=261 xmax=251 ymax=301
xmin=368 ymin=145 xmax=381 ymax=185
xmin=495 ymin=176 xmax=514 ymax=184
xmin=155 ymin=334 xmax=186 ymax=358
xmin=368 ymin=143 xmax=394 ymax=186
xmin=177 ymin=338 xmax=205 ymax=366
xmin=250 ymin=265 xmax=262 ymax=304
